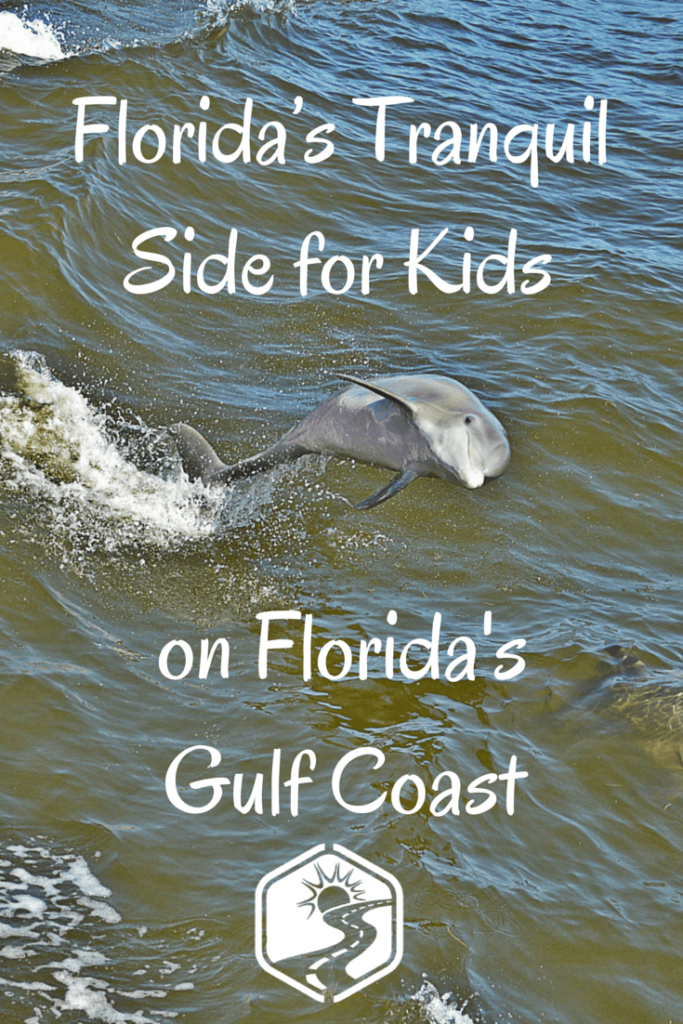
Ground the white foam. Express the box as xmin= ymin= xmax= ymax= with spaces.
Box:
xmin=63 ymin=857 xmax=112 ymax=898
xmin=52 ymin=971 xmax=160 ymax=1022
xmin=7 ymin=844 xmax=31 ymax=858
xmin=0 ymin=12 xmax=67 ymax=61
xmin=158 ymin=961 xmax=181 ymax=975
xmin=0 ymin=977 xmax=54 ymax=991
xmin=118 ymin=989 xmax=168 ymax=1000
xmin=48 ymin=950 xmax=108 ymax=972
xmin=78 ymin=897 xmax=123 ymax=924
xmin=0 ymin=943 xmax=31 ymax=958
xmin=0 ymin=841 xmax=195 ymax=1022
xmin=412 ymin=980 xmax=477 ymax=1024
xmin=11 ymin=867 xmax=61 ymax=897
xmin=6 ymin=894 xmax=47 ymax=917
xmin=0 ymin=351 xmax=227 ymax=550
xmin=0 ymin=352 xmax=394 ymax=586
xmin=0 ymin=923 xmax=39 ymax=939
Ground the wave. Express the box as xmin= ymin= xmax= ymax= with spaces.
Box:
xmin=0 ymin=839 xmax=197 ymax=1023
xmin=0 ymin=0 xmax=294 ymax=66
xmin=0 ymin=351 xmax=390 ymax=615
xmin=0 ymin=10 xmax=69 ymax=62
xmin=0 ymin=349 xmax=303 ymax=569
xmin=0 ymin=349 xmax=229 ymax=546
xmin=0 ymin=841 xmax=481 ymax=1024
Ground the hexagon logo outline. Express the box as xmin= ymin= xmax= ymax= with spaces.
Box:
xmin=255 ymin=843 xmax=403 ymax=1003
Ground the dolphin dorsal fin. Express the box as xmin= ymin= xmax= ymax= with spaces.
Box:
xmin=337 ymin=374 xmax=418 ymax=420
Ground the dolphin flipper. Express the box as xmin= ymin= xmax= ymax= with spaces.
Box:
xmin=355 ymin=468 xmax=420 ymax=510
xmin=169 ymin=423 xmax=228 ymax=484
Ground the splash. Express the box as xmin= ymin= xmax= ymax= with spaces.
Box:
xmin=0 ymin=351 xmax=234 ymax=553
xmin=411 ymin=980 xmax=477 ymax=1024
xmin=0 ymin=351 xmax=390 ymax=605
xmin=0 ymin=0 xmax=294 ymax=67
xmin=0 ymin=840 xmax=196 ymax=1023
xmin=206 ymin=0 xmax=296 ymax=18
xmin=0 ymin=11 xmax=69 ymax=61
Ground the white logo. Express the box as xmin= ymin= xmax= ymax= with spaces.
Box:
xmin=255 ymin=843 xmax=403 ymax=1003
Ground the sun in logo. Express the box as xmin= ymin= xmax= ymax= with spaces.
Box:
xmin=298 ymin=859 xmax=366 ymax=919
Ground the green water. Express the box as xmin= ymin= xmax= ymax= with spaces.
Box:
xmin=0 ymin=1 xmax=682 ymax=1022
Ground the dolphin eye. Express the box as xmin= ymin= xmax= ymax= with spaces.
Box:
xmin=464 ymin=415 xmax=474 ymax=424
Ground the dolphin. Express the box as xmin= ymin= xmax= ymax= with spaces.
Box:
xmin=562 ymin=645 xmax=683 ymax=772
xmin=169 ymin=373 xmax=511 ymax=510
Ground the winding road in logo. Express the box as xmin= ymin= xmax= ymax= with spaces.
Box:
xmin=255 ymin=844 xmax=403 ymax=1002
xmin=280 ymin=895 xmax=393 ymax=995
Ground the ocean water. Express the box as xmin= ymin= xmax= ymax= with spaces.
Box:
xmin=0 ymin=1 xmax=682 ymax=1021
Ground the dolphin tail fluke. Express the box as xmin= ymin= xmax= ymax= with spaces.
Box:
xmin=169 ymin=423 xmax=229 ymax=484
xmin=355 ymin=468 xmax=420 ymax=510
xmin=169 ymin=423 xmax=308 ymax=487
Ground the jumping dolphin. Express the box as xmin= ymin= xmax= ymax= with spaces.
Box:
xmin=169 ymin=373 xmax=511 ymax=510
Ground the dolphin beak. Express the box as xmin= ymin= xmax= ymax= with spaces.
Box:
xmin=461 ymin=430 xmax=508 ymax=489
xmin=461 ymin=466 xmax=486 ymax=489
xmin=484 ymin=438 xmax=511 ymax=481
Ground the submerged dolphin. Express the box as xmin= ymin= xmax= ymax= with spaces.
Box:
xmin=567 ymin=646 xmax=683 ymax=772
xmin=169 ymin=373 xmax=511 ymax=510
